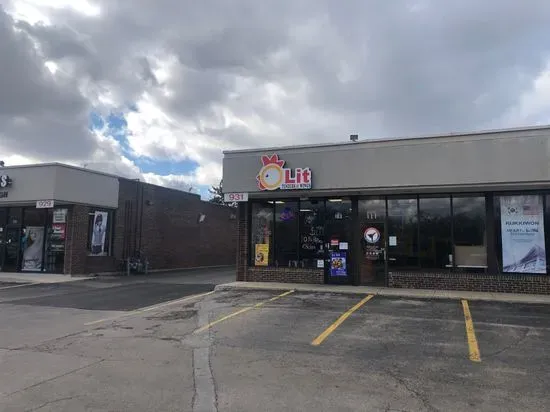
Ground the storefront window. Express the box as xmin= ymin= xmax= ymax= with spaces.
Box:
xmin=452 ymin=195 xmax=487 ymax=269
xmin=274 ymin=201 xmax=299 ymax=267
xmin=387 ymin=197 xmax=418 ymax=268
xmin=250 ymin=202 xmax=274 ymax=266
xmin=87 ymin=209 xmax=113 ymax=256
xmin=419 ymin=196 xmax=452 ymax=270
xmin=498 ymin=194 xmax=546 ymax=274
xmin=299 ymin=200 xmax=325 ymax=268
xmin=20 ymin=208 xmax=47 ymax=272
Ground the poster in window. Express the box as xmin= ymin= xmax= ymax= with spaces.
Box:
xmin=255 ymin=243 xmax=269 ymax=266
xmin=90 ymin=211 xmax=108 ymax=256
xmin=22 ymin=226 xmax=45 ymax=272
xmin=330 ymin=251 xmax=347 ymax=276
xmin=500 ymin=195 xmax=546 ymax=274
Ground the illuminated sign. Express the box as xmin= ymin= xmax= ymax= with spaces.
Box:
xmin=256 ymin=154 xmax=312 ymax=191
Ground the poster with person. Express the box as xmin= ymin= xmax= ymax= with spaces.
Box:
xmin=22 ymin=226 xmax=45 ymax=271
xmin=90 ymin=211 xmax=108 ymax=256
xmin=500 ymin=195 xmax=546 ymax=274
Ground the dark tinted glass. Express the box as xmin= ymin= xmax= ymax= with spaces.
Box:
xmin=299 ymin=200 xmax=325 ymax=268
xmin=249 ymin=202 xmax=274 ymax=266
xmin=419 ymin=197 xmax=452 ymax=269
xmin=388 ymin=197 xmax=418 ymax=268
xmin=274 ymin=201 xmax=299 ymax=266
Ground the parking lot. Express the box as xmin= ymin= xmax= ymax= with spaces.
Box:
xmin=0 ymin=275 xmax=548 ymax=411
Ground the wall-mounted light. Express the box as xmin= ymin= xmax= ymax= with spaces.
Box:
xmin=328 ymin=199 xmax=343 ymax=202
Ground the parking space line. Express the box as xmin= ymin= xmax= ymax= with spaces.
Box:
xmin=85 ymin=291 xmax=215 ymax=326
xmin=311 ymin=294 xmax=374 ymax=346
xmin=194 ymin=289 xmax=295 ymax=334
xmin=0 ymin=283 xmax=35 ymax=290
xmin=461 ymin=299 xmax=481 ymax=363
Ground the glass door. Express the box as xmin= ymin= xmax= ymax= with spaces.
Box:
xmin=0 ymin=208 xmax=6 ymax=271
xmin=359 ymin=198 xmax=387 ymax=285
xmin=325 ymin=198 xmax=352 ymax=284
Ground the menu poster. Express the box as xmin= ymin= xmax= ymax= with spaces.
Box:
xmin=330 ymin=251 xmax=347 ymax=276
xmin=500 ymin=195 xmax=547 ymax=274
xmin=255 ymin=243 xmax=269 ymax=266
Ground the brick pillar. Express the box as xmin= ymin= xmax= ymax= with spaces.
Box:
xmin=236 ymin=202 xmax=249 ymax=281
xmin=64 ymin=205 xmax=89 ymax=275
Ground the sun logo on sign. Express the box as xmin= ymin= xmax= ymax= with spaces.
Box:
xmin=257 ymin=154 xmax=285 ymax=191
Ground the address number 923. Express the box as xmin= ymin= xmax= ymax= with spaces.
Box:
xmin=224 ymin=192 xmax=248 ymax=202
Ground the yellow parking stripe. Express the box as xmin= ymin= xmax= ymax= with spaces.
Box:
xmin=461 ymin=299 xmax=481 ymax=362
xmin=194 ymin=289 xmax=295 ymax=334
xmin=311 ymin=294 xmax=374 ymax=346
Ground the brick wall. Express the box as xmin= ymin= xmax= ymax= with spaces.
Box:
xmin=388 ymin=271 xmax=550 ymax=295
xmin=65 ymin=179 xmax=237 ymax=275
xmin=114 ymin=179 xmax=237 ymax=272
xmin=247 ymin=267 xmax=324 ymax=284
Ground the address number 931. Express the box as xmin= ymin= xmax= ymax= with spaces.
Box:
xmin=224 ymin=192 xmax=248 ymax=202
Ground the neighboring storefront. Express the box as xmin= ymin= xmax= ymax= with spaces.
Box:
xmin=0 ymin=163 xmax=237 ymax=275
xmin=222 ymin=125 xmax=550 ymax=294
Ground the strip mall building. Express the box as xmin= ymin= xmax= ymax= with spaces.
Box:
xmin=223 ymin=125 xmax=550 ymax=295
xmin=0 ymin=163 xmax=236 ymax=275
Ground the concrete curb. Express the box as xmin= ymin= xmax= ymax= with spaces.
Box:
xmin=0 ymin=276 xmax=94 ymax=285
xmin=214 ymin=282 xmax=550 ymax=305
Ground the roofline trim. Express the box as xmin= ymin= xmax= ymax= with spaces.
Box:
xmin=222 ymin=124 xmax=550 ymax=155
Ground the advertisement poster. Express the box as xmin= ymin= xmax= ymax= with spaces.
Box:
xmin=53 ymin=209 xmax=68 ymax=223
xmin=90 ymin=211 xmax=108 ymax=256
xmin=500 ymin=195 xmax=546 ymax=274
xmin=330 ymin=251 xmax=347 ymax=276
xmin=255 ymin=244 xmax=269 ymax=266
xmin=22 ymin=226 xmax=45 ymax=272
xmin=52 ymin=223 xmax=66 ymax=240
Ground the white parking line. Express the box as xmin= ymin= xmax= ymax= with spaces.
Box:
xmin=0 ymin=283 xmax=36 ymax=290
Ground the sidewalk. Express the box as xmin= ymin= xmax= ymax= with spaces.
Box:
xmin=215 ymin=281 xmax=550 ymax=305
xmin=0 ymin=272 xmax=93 ymax=284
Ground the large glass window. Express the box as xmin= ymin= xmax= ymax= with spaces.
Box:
xmin=274 ymin=201 xmax=299 ymax=267
xmin=299 ymin=200 xmax=325 ymax=268
xmin=387 ymin=197 xmax=418 ymax=268
xmin=87 ymin=209 xmax=114 ymax=256
xmin=452 ymin=195 xmax=486 ymax=269
xmin=419 ymin=196 xmax=452 ymax=270
xmin=250 ymin=202 xmax=274 ymax=266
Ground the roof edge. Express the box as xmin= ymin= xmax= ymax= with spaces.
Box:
xmin=222 ymin=124 xmax=550 ymax=155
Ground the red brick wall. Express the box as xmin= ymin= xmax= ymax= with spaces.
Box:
xmin=388 ymin=271 xmax=550 ymax=295
xmin=247 ymin=267 xmax=324 ymax=284
xmin=135 ymin=182 xmax=237 ymax=270
xmin=64 ymin=179 xmax=237 ymax=275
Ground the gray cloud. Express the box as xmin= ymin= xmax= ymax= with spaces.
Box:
xmin=1 ymin=0 xmax=550 ymax=189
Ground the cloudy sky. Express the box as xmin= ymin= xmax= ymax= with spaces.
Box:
xmin=1 ymin=0 xmax=550 ymax=198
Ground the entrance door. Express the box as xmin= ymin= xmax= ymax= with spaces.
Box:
xmin=3 ymin=227 xmax=21 ymax=272
xmin=359 ymin=199 xmax=387 ymax=286
xmin=325 ymin=199 xmax=352 ymax=284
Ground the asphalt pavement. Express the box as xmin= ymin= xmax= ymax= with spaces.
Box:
xmin=0 ymin=271 xmax=548 ymax=411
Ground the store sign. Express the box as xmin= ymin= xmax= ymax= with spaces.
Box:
xmin=0 ymin=175 xmax=12 ymax=188
xmin=256 ymin=154 xmax=312 ymax=191
xmin=224 ymin=192 xmax=248 ymax=202
xmin=36 ymin=200 xmax=55 ymax=209
xmin=0 ymin=174 xmax=11 ymax=199
xmin=500 ymin=195 xmax=546 ymax=274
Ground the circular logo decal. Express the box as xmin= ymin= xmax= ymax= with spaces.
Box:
xmin=257 ymin=164 xmax=284 ymax=190
xmin=364 ymin=227 xmax=381 ymax=244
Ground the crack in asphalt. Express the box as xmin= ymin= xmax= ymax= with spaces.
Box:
xmin=483 ymin=327 xmax=531 ymax=358
xmin=3 ymin=358 xmax=105 ymax=398
xmin=385 ymin=369 xmax=440 ymax=412
xmin=25 ymin=395 xmax=79 ymax=411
